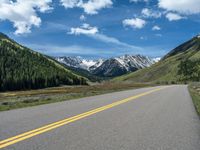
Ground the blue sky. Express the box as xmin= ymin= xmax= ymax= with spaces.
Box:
xmin=0 ymin=0 xmax=200 ymax=59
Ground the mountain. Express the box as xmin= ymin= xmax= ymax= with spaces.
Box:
xmin=163 ymin=35 xmax=200 ymax=60
xmin=56 ymin=56 xmax=104 ymax=71
xmin=0 ymin=33 xmax=87 ymax=91
xmin=91 ymin=58 xmax=128 ymax=77
xmin=113 ymin=35 xmax=200 ymax=83
xmin=92 ymin=55 xmax=155 ymax=77
xmin=56 ymin=55 xmax=155 ymax=77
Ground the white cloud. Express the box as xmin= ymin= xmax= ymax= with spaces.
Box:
xmin=81 ymin=0 xmax=113 ymax=14
xmin=152 ymin=25 xmax=161 ymax=31
xmin=68 ymin=24 xmax=98 ymax=35
xmin=61 ymin=0 xmax=113 ymax=15
xmin=60 ymin=0 xmax=80 ymax=8
xmin=0 ymin=0 xmax=52 ymax=35
xmin=141 ymin=8 xmax=162 ymax=18
xmin=158 ymin=0 xmax=200 ymax=15
xmin=166 ymin=12 xmax=185 ymax=21
xmin=123 ymin=18 xmax=146 ymax=29
xmin=90 ymin=34 xmax=142 ymax=50
xmin=130 ymin=0 xmax=149 ymax=3
xmin=68 ymin=23 xmax=141 ymax=50
xmin=80 ymin=14 xmax=86 ymax=21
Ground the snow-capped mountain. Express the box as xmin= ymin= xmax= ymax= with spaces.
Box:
xmin=92 ymin=55 xmax=155 ymax=77
xmin=55 ymin=55 xmax=156 ymax=77
xmin=55 ymin=56 xmax=104 ymax=71
xmin=115 ymin=55 xmax=154 ymax=70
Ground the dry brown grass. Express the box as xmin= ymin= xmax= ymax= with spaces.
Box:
xmin=0 ymin=82 xmax=154 ymax=111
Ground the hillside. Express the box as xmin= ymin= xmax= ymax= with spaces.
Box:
xmin=0 ymin=33 xmax=87 ymax=91
xmin=113 ymin=35 xmax=200 ymax=83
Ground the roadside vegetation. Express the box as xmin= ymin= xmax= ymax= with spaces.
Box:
xmin=188 ymin=83 xmax=200 ymax=116
xmin=0 ymin=82 xmax=155 ymax=111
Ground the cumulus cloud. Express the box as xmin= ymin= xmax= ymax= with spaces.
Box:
xmin=0 ymin=0 xmax=52 ymax=34
xmin=123 ymin=18 xmax=146 ymax=29
xmin=141 ymin=8 xmax=162 ymax=18
xmin=60 ymin=0 xmax=113 ymax=15
xmin=152 ymin=25 xmax=161 ymax=31
xmin=0 ymin=0 xmax=52 ymax=35
xmin=60 ymin=0 xmax=80 ymax=8
xmin=68 ymin=23 xmax=98 ymax=35
xmin=158 ymin=0 xmax=200 ymax=15
xmin=166 ymin=12 xmax=185 ymax=21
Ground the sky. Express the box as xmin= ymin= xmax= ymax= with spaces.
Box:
xmin=0 ymin=0 xmax=200 ymax=59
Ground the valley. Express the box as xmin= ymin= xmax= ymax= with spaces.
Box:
xmin=1 ymin=32 xmax=200 ymax=112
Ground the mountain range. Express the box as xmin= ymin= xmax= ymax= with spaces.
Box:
xmin=56 ymin=55 xmax=157 ymax=77
xmin=56 ymin=56 xmax=104 ymax=71
xmin=1 ymin=31 xmax=200 ymax=91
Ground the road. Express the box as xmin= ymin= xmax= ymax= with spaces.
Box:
xmin=0 ymin=85 xmax=200 ymax=150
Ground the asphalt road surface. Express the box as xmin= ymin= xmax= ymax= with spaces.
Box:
xmin=0 ymin=85 xmax=200 ymax=150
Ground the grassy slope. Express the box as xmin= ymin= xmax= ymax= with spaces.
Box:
xmin=113 ymin=40 xmax=200 ymax=83
xmin=188 ymin=83 xmax=200 ymax=116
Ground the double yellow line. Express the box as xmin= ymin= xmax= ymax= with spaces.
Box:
xmin=0 ymin=87 xmax=165 ymax=149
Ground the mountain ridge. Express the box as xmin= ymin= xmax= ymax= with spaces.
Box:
xmin=163 ymin=35 xmax=200 ymax=60
xmin=56 ymin=54 xmax=156 ymax=77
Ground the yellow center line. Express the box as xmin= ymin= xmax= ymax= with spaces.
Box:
xmin=0 ymin=87 xmax=166 ymax=149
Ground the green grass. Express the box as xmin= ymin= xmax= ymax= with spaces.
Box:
xmin=0 ymin=82 xmax=155 ymax=111
xmin=113 ymin=48 xmax=200 ymax=84
xmin=188 ymin=83 xmax=200 ymax=116
xmin=113 ymin=36 xmax=200 ymax=84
